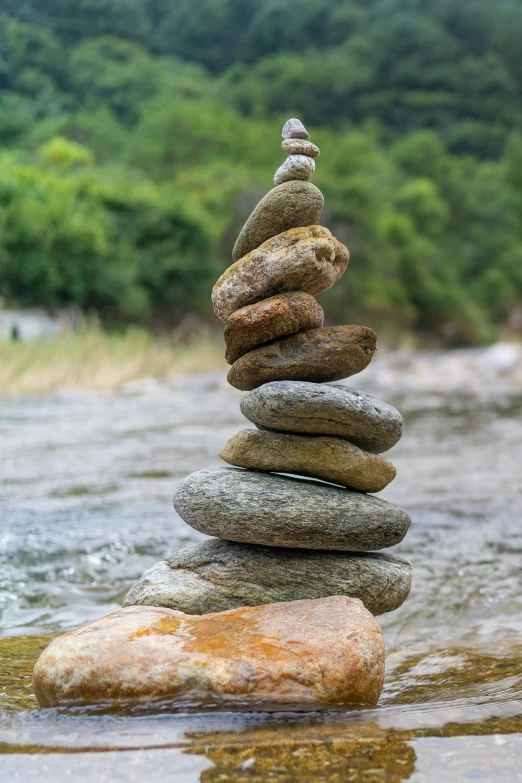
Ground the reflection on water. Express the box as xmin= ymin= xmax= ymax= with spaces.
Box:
xmin=1 ymin=364 xmax=522 ymax=777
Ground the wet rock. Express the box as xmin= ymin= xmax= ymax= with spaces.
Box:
xmin=227 ymin=325 xmax=376 ymax=391
xmin=282 ymin=118 xmax=310 ymax=140
xmin=124 ymin=539 xmax=412 ymax=616
xmin=224 ymin=292 xmax=324 ymax=364
xmin=274 ymin=154 xmax=315 ymax=185
xmin=215 ymin=226 xmax=348 ymax=322
xmin=173 ymin=467 xmax=410 ymax=550
xmin=220 ymin=428 xmax=396 ymax=492
xmin=241 ymin=381 xmax=403 ymax=454
xmin=282 ymin=138 xmax=320 ymax=157
xmin=232 ymin=181 xmax=323 ymax=262
xmin=33 ymin=596 xmax=384 ymax=707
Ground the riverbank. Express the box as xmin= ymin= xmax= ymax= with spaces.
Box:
xmin=0 ymin=325 xmax=227 ymax=395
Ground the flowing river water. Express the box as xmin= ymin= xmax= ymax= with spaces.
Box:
xmin=1 ymin=349 xmax=522 ymax=781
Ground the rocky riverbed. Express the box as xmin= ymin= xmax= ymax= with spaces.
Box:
xmin=1 ymin=347 xmax=522 ymax=779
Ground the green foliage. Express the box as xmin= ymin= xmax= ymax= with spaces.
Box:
xmin=1 ymin=0 xmax=522 ymax=343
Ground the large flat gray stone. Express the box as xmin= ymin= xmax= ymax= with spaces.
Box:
xmin=173 ymin=468 xmax=410 ymax=550
xmin=124 ymin=538 xmax=413 ymax=616
xmin=241 ymin=381 xmax=403 ymax=453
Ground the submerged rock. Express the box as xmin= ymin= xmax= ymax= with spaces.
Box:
xmin=215 ymin=225 xmax=348 ymax=322
xmin=224 ymin=291 xmax=324 ymax=364
xmin=232 ymin=181 xmax=324 ymax=263
xmin=124 ymin=539 xmax=412 ymax=616
xmin=33 ymin=596 xmax=385 ymax=707
xmin=241 ymin=381 xmax=403 ymax=454
xmin=227 ymin=325 xmax=376 ymax=391
xmin=219 ymin=428 xmax=396 ymax=492
xmin=173 ymin=467 xmax=410 ymax=550
xmin=274 ymin=154 xmax=315 ymax=185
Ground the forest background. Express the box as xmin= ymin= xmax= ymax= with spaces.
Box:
xmin=2 ymin=0 xmax=522 ymax=347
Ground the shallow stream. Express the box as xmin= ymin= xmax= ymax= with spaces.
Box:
xmin=1 ymin=361 xmax=522 ymax=780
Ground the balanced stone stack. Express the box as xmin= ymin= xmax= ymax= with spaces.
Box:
xmin=32 ymin=119 xmax=412 ymax=708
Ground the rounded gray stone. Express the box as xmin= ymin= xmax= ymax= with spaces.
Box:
xmin=173 ymin=468 xmax=411 ymax=551
xmin=241 ymin=381 xmax=403 ymax=454
xmin=232 ymin=181 xmax=324 ymax=262
xmin=123 ymin=538 xmax=413 ymax=616
xmin=274 ymin=154 xmax=315 ymax=186
xmin=282 ymin=118 xmax=310 ymax=140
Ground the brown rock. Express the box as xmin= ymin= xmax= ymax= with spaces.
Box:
xmin=282 ymin=138 xmax=320 ymax=157
xmin=232 ymin=181 xmax=324 ymax=263
xmin=213 ymin=225 xmax=349 ymax=323
xmin=227 ymin=325 xmax=376 ymax=391
xmin=220 ymin=429 xmax=396 ymax=492
xmin=224 ymin=292 xmax=324 ymax=364
xmin=32 ymin=596 xmax=385 ymax=707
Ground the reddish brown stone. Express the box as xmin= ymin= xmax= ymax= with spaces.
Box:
xmin=227 ymin=325 xmax=376 ymax=391
xmin=32 ymin=596 xmax=385 ymax=707
xmin=224 ymin=292 xmax=324 ymax=364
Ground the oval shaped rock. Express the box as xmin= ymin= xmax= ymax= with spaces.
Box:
xmin=224 ymin=292 xmax=324 ymax=364
xmin=241 ymin=381 xmax=403 ymax=454
xmin=124 ymin=539 xmax=412 ymax=617
xmin=227 ymin=325 xmax=376 ymax=391
xmin=173 ymin=468 xmax=410 ymax=550
xmin=282 ymin=138 xmax=320 ymax=157
xmin=232 ymin=181 xmax=323 ymax=262
xmin=220 ymin=429 xmax=396 ymax=492
xmin=274 ymin=154 xmax=315 ymax=186
xmin=33 ymin=596 xmax=384 ymax=707
xmin=282 ymin=118 xmax=310 ymax=140
xmin=215 ymin=225 xmax=348 ymax=323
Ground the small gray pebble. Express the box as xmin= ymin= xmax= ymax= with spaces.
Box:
xmin=274 ymin=154 xmax=315 ymax=185
xmin=282 ymin=118 xmax=310 ymax=140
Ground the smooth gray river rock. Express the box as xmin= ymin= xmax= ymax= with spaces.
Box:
xmin=241 ymin=381 xmax=403 ymax=453
xmin=172 ymin=468 xmax=411 ymax=550
xmin=282 ymin=118 xmax=310 ymax=140
xmin=124 ymin=538 xmax=413 ymax=616
xmin=274 ymin=154 xmax=315 ymax=185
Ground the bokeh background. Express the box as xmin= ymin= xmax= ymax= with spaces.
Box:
xmin=2 ymin=0 xmax=522 ymax=385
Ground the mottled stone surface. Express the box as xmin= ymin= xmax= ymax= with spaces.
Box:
xmin=241 ymin=381 xmax=403 ymax=454
xmin=173 ymin=468 xmax=410 ymax=550
xmin=224 ymin=292 xmax=324 ymax=364
xmin=124 ymin=539 xmax=412 ymax=616
xmin=219 ymin=429 xmax=396 ymax=492
xmin=282 ymin=138 xmax=320 ymax=157
xmin=33 ymin=596 xmax=385 ymax=707
xmin=232 ymin=181 xmax=323 ymax=263
xmin=215 ymin=226 xmax=348 ymax=322
xmin=282 ymin=118 xmax=310 ymax=140
xmin=274 ymin=154 xmax=315 ymax=185
xmin=227 ymin=325 xmax=376 ymax=391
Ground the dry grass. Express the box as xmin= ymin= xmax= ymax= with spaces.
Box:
xmin=0 ymin=324 xmax=227 ymax=395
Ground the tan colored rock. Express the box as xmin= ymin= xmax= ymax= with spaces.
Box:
xmin=282 ymin=138 xmax=320 ymax=157
xmin=32 ymin=596 xmax=385 ymax=707
xmin=224 ymin=292 xmax=324 ymax=364
xmin=232 ymin=181 xmax=324 ymax=263
xmin=227 ymin=325 xmax=376 ymax=391
xmin=220 ymin=429 xmax=396 ymax=492
xmin=214 ymin=226 xmax=348 ymax=323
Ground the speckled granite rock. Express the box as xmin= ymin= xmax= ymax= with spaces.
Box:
xmin=33 ymin=596 xmax=385 ymax=707
xmin=232 ymin=181 xmax=323 ymax=263
xmin=173 ymin=468 xmax=410 ymax=550
xmin=241 ymin=381 xmax=403 ymax=454
xmin=227 ymin=325 xmax=376 ymax=391
xmin=124 ymin=539 xmax=412 ymax=616
xmin=274 ymin=154 xmax=315 ymax=185
xmin=219 ymin=429 xmax=396 ymax=492
xmin=224 ymin=292 xmax=324 ymax=364
xmin=282 ymin=118 xmax=310 ymax=140
xmin=282 ymin=138 xmax=320 ymax=157
xmin=215 ymin=226 xmax=348 ymax=322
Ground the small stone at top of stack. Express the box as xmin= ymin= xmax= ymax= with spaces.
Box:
xmin=274 ymin=118 xmax=318 ymax=186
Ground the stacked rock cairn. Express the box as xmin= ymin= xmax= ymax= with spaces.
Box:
xmin=125 ymin=118 xmax=412 ymax=633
